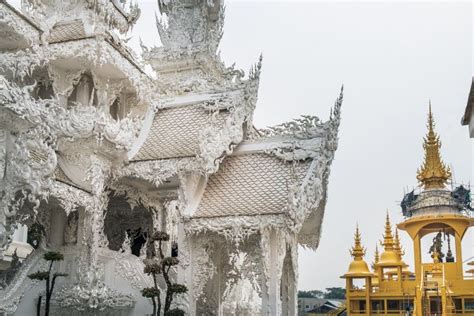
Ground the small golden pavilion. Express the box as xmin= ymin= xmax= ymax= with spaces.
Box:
xmin=342 ymin=106 xmax=474 ymax=315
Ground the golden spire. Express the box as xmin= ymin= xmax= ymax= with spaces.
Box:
xmin=382 ymin=213 xmax=395 ymax=251
xmin=377 ymin=213 xmax=403 ymax=267
xmin=374 ymin=245 xmax=380 ymax=264
xmin=394 ymin=229 xmax=405 ymax=259
xmin=372 ymin=244 xmax=380 ymax=270
xmin=343 ymin=225 xmax=373 ymax=278
xmin=350 ymin=224 xmax=366 ymax=260
xmin=416 ymin=102 xmax=451 ymax=189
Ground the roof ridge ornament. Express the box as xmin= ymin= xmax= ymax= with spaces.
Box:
xmin=416 ymin=102 xmax=452 ymax=190
xmin=393 ymin=228 xmax=404 ymax=259
xmin=382 ymin=212 xmax=395 ymax=251
xmin=372 ymin=244 xmax=379 ymax=268
xmin=156 ymin=0 xmax=225 ymax=56
xmin=349 ymin=224 xmax=366 ymax=260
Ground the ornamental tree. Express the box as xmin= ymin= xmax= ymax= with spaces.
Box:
xmin=141 ymin=231 xmax=187 ymax=316
xmin=28 ymin=251 xmax=67 ymax=316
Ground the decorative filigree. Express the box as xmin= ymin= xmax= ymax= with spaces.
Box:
xmin=416 ymin=103 xmax=451 ymax=189
xmin=156 ymin=0 xmax=224 ymax=57
xmin=51 ymin=283 xmax=135 ymax=311
xmin=22 ymin=0 xmax=140 ymax=34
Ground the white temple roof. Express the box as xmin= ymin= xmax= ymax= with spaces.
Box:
xmin=132 ymin=105 xmax=229 ymax=160
xmin=48 ymin=20 xmax=88 ymax=43
xmin=194 ymin=153 xmax=310 ymax=218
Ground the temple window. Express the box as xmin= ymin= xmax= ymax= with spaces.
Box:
xmin=110 ymin=98 xmax=120 ymax=120
xmin=371 ymin=300 xmax=384 ymax=313
xmin=350 ymin=278 xmax=366 ymax=290
xmin=68 ymin=73 xmax=97 ymax=107
xmin=387 ymin=300 xmax=401 ymax=313
xmin=454 ymin=299 xmax=462 ymax=313
xmin=465 ymin=299 xmax=474 ymax=312
xmin=34 ymin=79 xmax=55 ymax=100
xmin=109 ymin=92 xmax=135 ymax=120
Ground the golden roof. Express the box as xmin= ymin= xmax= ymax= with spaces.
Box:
xmin=416 ymin=103 xmax=451 ymax=190
xmin=377 ymin=213 xmax=403 ymax=267
xmin=343 ymin=225 xmax=373 ymax=277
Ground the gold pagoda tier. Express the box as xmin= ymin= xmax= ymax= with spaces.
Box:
xmin=416 ymin=103 xmax=452 ymax=189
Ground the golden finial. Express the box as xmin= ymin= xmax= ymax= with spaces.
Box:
xmin=382 ymin=212 xmax=395 ymax=251
xmin=350 ymin=224 xmax=366 ymax=260
xmin=394 ymin=229 xmax=405 ymax=259
xmin=416 ymin=102 xmax=452 ymax=189
xmin=374 ymin=245 xmax=380 ymax=263
xmin=372 ymin=244 xmax=380 ymax=270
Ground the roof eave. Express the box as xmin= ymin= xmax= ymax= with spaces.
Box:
xmin=461 ymin=77 xmax=474 ymax=126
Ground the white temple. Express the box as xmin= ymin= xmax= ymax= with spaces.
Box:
xmin=0 ymin=0 xmax=342 ymax=314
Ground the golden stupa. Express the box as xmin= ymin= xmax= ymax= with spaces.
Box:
xmin=343 ymin=225 xmax=373 ymax=278
xmin=376 ymin=214 xmax=403 ymax=268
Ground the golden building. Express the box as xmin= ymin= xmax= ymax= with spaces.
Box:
xmin=342 ymin=106 xmax=474 ymax=315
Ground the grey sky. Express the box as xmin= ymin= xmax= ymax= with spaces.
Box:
xmin=10 ymin=0 xmax=471 ymax=291
xmin=132 ymin=0 xmax=473 ymax=290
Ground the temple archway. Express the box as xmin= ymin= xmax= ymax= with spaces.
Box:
xmin=104 ymin=194 xmax=154 ymax=257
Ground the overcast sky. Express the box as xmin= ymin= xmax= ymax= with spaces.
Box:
xmin=128 ymin=0 xmax=473 ymax=290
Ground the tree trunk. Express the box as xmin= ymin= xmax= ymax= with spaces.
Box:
xmin=45 ymin=261 xmax=53 ymax=316
xmin=151 ymin=297 xmax=156 ymax=316
xmin=45 ymin=277 xmax=50 ymax=316
xmin=37 ymin=295 xmax=42 ymax=316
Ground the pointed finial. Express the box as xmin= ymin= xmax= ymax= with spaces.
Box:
xmin=350 ymin=224 xmax=366 ymax=260
xmin=374 ymin=245 xmax=379 ymax=262
xmin=394 ymin=229 xmax=405 ymax=259
xmin=416 ymin=102 xmax=452 ymax=189
xmin=382 ymin=212 xmax=395 ymax=251
xmin=372 ymin=244 xmax=380 ymax=269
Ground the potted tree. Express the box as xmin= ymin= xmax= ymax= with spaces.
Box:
xmin=141 ymin=231 xmax=187 ymax=316
xmin=28 ymin=251 xmax=67 ymax=316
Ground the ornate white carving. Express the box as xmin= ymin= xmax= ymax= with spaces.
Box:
xmin=51 ymin=284 xmax=135 ymax=311
xmin=0 ymin=2 xmax=41 ymax=49
xmin=21 ymin=0 xmax=140 ymax=34
xmin=0 ymin=248 xmax=47 ymax=314
xmin=0 ymin=0 xmax=342 ymax=314
xmin=156 ymin=0 xmax=223 ymax=57
xmin=184 ymin=214 xmax=289 ymax=246
xmin=113 ymin=237 xmax=153 ymax=290
xmin=192 ymin=238 xmax=216 ymax=301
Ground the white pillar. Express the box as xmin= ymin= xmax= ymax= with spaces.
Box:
xmin=261 ymin=230 xmax=284 ymax=316
xmin=176 ymin=222 xmax=196 ymax=315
